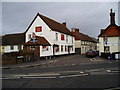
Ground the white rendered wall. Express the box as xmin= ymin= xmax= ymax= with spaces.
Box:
xmin=99 ymin=37 xmax=119 ymax=55
xmin=26 ymin=15 xmax=75 ymax=56
xmin=75 ymin=40 xmax=81 ymax=48
xmin=40 ymin=46 xmax=53 ymax=57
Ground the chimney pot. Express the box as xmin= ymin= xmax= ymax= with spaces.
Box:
xmin=111 ymin=9 xmax=112 ymax=13
xmin=110 ymin=9 xmax=115 ymax=25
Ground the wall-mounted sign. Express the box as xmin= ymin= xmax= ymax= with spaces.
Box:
xmin=35 ymin=26 xmax=42 ymax=32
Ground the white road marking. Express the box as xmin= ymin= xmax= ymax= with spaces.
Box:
xmin=1 ymin=77 xmax=21 ymax=79
xmin=80 ymin=71 xmax=84 ymax=74
xmin=107 ymin=70 xmax=111 ymax=72
xmin=59 ymin=74 xmax=88 ymax=78
xmin=90 ymin=72 xmax=119 ymax=75
xmin=85 ymin=68 xmax=104 ymax=72
xmin=22 ymin=76 xmax=56 ymax=79
xmin=58 ymin=70 xmax=84 ymax=73
xmin=71 ymin=64 xmax=76 ymax=65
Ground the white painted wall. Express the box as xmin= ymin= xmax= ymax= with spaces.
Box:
xmin=75 ymin=40 xmax=81 ymax=48
xmin=40 ymin=46 xmax=53 ymax=57
xmin=99 ymin=37 xmax=120 ymax=55
xmin=26 ymin=15 xmax=75 ymax=57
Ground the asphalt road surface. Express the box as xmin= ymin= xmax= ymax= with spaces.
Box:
xmin=2 ymin=63 xmax=120 ymax=88
xmin=2 ymin=55 xmax=120 ymax=88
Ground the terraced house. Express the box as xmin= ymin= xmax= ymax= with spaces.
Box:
xmin=2 ymin=13 xmax=75 ymax=60
xmin=71 ymin=28 xmax=98 ymax=54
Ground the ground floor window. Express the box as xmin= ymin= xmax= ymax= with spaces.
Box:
xmin=65 ymin=45 xmax=67 ymax=52
xmin=68 ymin=46 xmax=73 ymax=52
xmin=55 ymin=45 xmax=59 ymax=52
xmin=104 ymin=46 xmax=110 ymax=53
xmin=61 ymin=45 xmax=63 ymax=52
xmin=18 ymin=45 xmax=22 ymax=50
xmin=71 ymin=46 xmax=73 ymax=51
xmin=42 ymin=46 xmax=48 ymax=52
xmin=10 ymin=45 xmax=14 ymax=50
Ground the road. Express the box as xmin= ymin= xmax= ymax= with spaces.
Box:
xmin=2 ymin=55 xmax=120 ymax=88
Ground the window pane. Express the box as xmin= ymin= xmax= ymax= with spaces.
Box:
xmin=56 ymin=33 xmax=58 ymax=41
xmin=66 ymin=35 xmax=68 ymax=42
xmin=18 ymin=45 xmax=21 ymax=50
xmin=10 ymin=45 xmax=14 ymax=50
xmin=61 ymin=45 xmax=63 ymax=52
xmin=28 ymin=34 xmax=31 ymax=39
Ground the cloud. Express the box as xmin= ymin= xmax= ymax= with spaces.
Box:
xmin=2 ymin=2 xmax=118 ymax=38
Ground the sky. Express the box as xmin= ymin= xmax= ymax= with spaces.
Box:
xmin=1 ymin=1 xmax=119 ymax=38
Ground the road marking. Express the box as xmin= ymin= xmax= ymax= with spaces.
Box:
xmin=59 ymin=74 xmax=88 ymax=78
xmin=58 ymin=70 xmax=84 ymax=73
xmin=104 ymin=87 xmax=120 ymax=90
xmin=71 ymin=64 xmax=76 ymax=65
xmin=4 ymin=73 xmax=60 ymax=77
xmin=80 ymin=71 xmax=84 ymax=74
xmin=107 ymin=70 xmax=111 ymax=72
xmin=85 ymin=68 xmax=104 ymax=72
xmin=107 ymin=70 xmax=119 ymax=73
xmin=22 ymin=76 xmax=56 ymax=79
xmin=90 ymin=72 xmax=119 ymax=75
xmin=1 ymin=77 xmax=21 ymax=80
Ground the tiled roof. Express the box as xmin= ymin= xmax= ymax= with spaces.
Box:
xmin=2 ymin=33 xmax=25 ymax=45
xmin=24 ymin=36 xmax=51 ymax=46
xmin=98 ymin=24 xmax=120 ymax=37
xmin=25 ymin=13 xmax=73 ymax=36
xmin=71 ymin=30 xmax=97 ymax=43
xmin=91 ymin=37 xmax=99 ymax=43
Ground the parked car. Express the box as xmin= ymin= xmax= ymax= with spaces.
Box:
xmin=92 ymin=50 xmax=99 ymax=56
xmin=85 ymin=50 xmax=98 ymax=58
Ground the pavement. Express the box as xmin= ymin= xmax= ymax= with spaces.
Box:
xmin=1 ymin=54 xmax=118 ymax=69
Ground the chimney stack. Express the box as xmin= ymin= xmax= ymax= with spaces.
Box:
xmin=62 ymin=22 xmax=66 ymax=26
xmin=71 ymin=28 xmax=79 ymax=32
xmin=101 ymin=29 xmax=105 ymax=34
xmin=110 ymin=9 xmax=115 ymax=25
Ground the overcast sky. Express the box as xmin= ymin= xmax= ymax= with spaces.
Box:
xmin=2 ymin=2 xmax=119 ymax=38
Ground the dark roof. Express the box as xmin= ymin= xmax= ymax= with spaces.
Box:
xmin=24 ymin=36 xmax=51 ymax=46
xmin=71 ymin=30 xmax=97 ymax=43
xmin=2 ymin=33 xmax=25 ymax=45
xmin=98 ymin=24 xmax=120 ymax=37
xmin=25 ymin=13 xmax=73 ymax=36
xmin=91 ymin=37 xmax=99 ymax=43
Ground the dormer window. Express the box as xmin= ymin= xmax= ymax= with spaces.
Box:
xmin=35 ymin=26 xmax=42 ymax=32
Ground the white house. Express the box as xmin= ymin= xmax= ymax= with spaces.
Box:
xmin=71 ymin=28 xmax=98 ymax=54
xmin=98 ymin=9 xmax=120 ymax=60
xmin=2 ymin=13 xmax=75 ymax=60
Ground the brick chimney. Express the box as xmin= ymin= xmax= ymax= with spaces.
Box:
xmin=62 ymin=22 xmax=66 ymax=26
xmin=110 ymin=9 xmax=115 ymax=25
xmin=71 ymin=28 xmax=79 ymax=32
xmin=101 ymin=29 xmax=105 ymax=34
